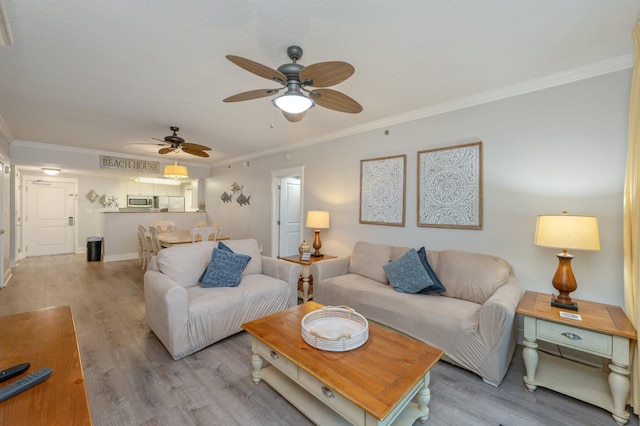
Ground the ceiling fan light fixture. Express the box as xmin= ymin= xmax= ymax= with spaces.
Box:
xmin=272 ymin=90 xmax=314 ymax=114
xmin=163 ymin=164 xmax=189 ymax=179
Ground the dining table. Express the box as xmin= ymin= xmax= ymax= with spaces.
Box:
xmin=158 ymin=230 xmax=229 ymax=248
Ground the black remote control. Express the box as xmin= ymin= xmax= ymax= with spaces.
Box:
xmin=0 ymin=363 xmax=30 ymax=384
xmin=0 ymin=367 xmax=53 ymax=402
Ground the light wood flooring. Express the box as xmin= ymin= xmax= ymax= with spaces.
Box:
xmin=0 ymin=254 xmax=635 ymax=425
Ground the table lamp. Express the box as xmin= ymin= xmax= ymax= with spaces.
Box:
xmin=534 ymin=211 xmax=600 ymax=311
xmin=306 ymin=210 xmax=330 ymax=257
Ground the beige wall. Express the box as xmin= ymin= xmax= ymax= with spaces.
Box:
xmin=207 ymin=70 xmax=631 ymax=307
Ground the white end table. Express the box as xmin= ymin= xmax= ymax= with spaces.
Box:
xmin=279 ymin=254 xmax=336 ymax=302
xmin=517 ymin=291 xmax=637 ymax=425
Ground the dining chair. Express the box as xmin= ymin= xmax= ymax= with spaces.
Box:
xmin=152 ymin=220 xmax=175 ymax=232
xmin=137 ymin=224 xmax=152 ymax=270
xmin=191 ymin=226 xmax=219 ymax=243
xmin=211 ymin=223 xmax=222 ymax=241
xmin=148 ymin=225 xmax=162 ymax=255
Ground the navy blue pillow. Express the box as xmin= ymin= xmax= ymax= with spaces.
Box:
xmin=200 ymin=249 xmax=251 ymax=288
xmin=198 ymin=242 xmax=234 ymax=283
xmin=383 ymin=249 xmax=433 ymax=293
xmin=217 ymin=241 xmax=233 ymax=253
xmin=416 ymin=247 xmax=446 ymax=294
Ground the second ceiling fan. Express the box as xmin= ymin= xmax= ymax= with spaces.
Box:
xmin=152 ymin=126 xmax=211 ymax=158
xmin=223 ymin=46 xmax=362 ymax=122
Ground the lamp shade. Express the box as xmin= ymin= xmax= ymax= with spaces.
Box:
xmin=534 ymin=213 xmax=600 ymax=251
xmin=163 ymin=164 xmax=189 ymax=179
xmin=273 ymin=91 xmax=314 ymax=114
xmin=306 ymin=210 xmax=330 ymax=229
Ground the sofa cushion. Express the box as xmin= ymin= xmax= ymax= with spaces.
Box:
xmin=384 ymin=249 xmax=434 ymax=293
xmin=201 ymin=249 xmax=251 ymax=288
xmin=220 ymin=239 xmax=262 ymax=275
xmin=156 ymin=241 xmax=217 ymax=288
xmin=416 ymin=247 xmax=446 ymax=294
xmin=349 ymin=241 xmax=392 ymax=284
xmin=390 ymin=246 xmax=411 ymax=260
xmin=437 ymin=250 xmax=511 ymax=304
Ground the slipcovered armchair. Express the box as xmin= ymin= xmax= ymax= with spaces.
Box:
xmin=144 ymin=239 xmax=301 ymax=359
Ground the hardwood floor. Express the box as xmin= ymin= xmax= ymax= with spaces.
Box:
xmin=0 ymin=254 xmax=635 ymax=425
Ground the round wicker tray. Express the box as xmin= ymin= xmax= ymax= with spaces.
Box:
xmin=301 ymin=306 xmax=369 ymax=352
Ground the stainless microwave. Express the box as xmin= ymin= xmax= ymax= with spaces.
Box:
xmin=127 ymin=195 xmax=153 ymax=208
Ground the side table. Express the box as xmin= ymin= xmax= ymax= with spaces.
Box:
xmin=517 ymin=291 xmax=637 ymax=425
xmin=279 ymin=254 xmax=336 ymax=302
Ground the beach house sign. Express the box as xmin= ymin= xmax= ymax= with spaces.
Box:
xmin=100 ymin=156 xmax=160 ymax=173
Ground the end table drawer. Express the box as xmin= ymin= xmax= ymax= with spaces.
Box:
xmin=254 ymin=340 xmax=298 ymax=380
xmin=536 ymin=320 xmax=612 ymax=357
xmin=298 ymin=369 xmax=365 ymax=426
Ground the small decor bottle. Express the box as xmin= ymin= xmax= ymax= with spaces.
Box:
xmin=299 ymin=241 xmax=310 ymax=256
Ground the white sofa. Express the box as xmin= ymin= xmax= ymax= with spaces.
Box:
xmin=311 ymin=241 xmax=521 ymax=385
xmin=144 ymin=239 xmax=301 ymax=360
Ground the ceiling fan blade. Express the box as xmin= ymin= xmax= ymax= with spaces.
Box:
xmin=151 ymin=137 xmax=169 ymax=144
xmin=182 ymin=142 xmax=211 ymax=151
xmin=300 ymin=61 xmax=355 ymax=87
xmin=223 ymin=89 xmax=280 ymax=103
xmin=309 ymin=89 xmax=363 ymax=113
xmin=282 ymin=111 xmax=306 ymax=122
xmin=158 ymin=147 xmax=176 ymax=155
xmin=182 ymin=148 xmax=210 ymax=158
xmin=226 ymin=55 xmax=287 ymax=84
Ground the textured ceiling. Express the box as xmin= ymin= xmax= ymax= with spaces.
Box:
xmin=0 ymin=0 xmax=638 ymax=172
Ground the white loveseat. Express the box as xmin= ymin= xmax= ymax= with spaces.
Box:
xmin=312 ymin=241 xmax=521 ymax=385
xmin=144 ymin=239 xmax=301 ymax=360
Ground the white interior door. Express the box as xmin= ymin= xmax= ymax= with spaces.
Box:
xmin=25 ymin=179 xmax=76 ymax=256
xmin=278 ymin=177 xmax=301 ymax=257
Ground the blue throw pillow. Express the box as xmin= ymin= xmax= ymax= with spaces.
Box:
xmin=199 ymin=242 xmax=234 ymax=283
xmin=383 ymin=249 xmax=434 ymax=294
xmin=217 ymin=241 xmax=233 ymax=253
xmin=416 ymin=247 xmax=446 ymax=294
xmin=200 ymin=249 xmax=251 ymax=288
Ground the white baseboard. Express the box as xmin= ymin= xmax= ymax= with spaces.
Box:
xmin=103 ymin=253 xmax=138 ymax=262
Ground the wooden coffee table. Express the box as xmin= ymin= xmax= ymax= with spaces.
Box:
xmin=241 ymin=302 xmax=443 ymax=425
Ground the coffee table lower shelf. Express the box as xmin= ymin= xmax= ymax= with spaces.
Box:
xmin=261 ymin=366 xmax=351 ymax=426
xmin=258 ymin=363 xmax=431 ymax=426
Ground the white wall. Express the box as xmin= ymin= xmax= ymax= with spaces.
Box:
xmin=11 ymin=143 xmax=210 ymax=254
xmin=208 ymin=69 xmax=631 ymax=307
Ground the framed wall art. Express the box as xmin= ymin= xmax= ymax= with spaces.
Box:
xmin=360 ymin=154 xmax=406 ymax=226
xmin=417 ymin=141 xmax=483 ymax=229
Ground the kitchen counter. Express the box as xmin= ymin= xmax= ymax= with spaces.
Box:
xmin=100 ymin=211 xmax=207 ymax=261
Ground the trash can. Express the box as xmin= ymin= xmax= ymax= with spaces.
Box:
xmin=87 ymin=236 xmax=103 ymax=261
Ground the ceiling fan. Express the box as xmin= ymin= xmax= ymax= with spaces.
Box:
xmin=151 ymin=126 xmax=211 ymax=158
xmin=223 ymin=46 xmax=363 ymax=122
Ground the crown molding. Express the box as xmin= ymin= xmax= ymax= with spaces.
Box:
xmin=11 ymin=140 xmax=211 ymax=169
xmin=0 ymin=114 xmax=13 ymax=145
xmin=214 ymin=54 xmax=634 ymax=167
xmin=0 ymin=114 xmax=13 ymax=159
xmin=0 ymin=0 xmax=13 ymax=46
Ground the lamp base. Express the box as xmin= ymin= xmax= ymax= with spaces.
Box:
xmin=311 ymin=253 xmax=324 ymax=258
xmin=551 ymin=295 xmax=578 ymax=311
